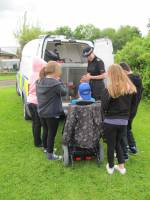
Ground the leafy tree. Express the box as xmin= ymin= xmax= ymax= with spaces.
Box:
xmin=73 ymin=24 xmax=101 ymax=41
xmin=14 ymin=12 xmax=44 ymax=50
xmin=54 ymin=26 xmax=73 ymax=38
xmin=114 ymin=25 xmax=141 ymax=52
xmin=46 ymin=26 xmax=73 ymax=38
xmin=115 ymin=35 xmax=150 ymax=100
xmin=100 ymin=28 xmax=116 ymax=40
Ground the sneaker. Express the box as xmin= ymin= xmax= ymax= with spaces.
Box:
xmin=114 ymin=165 xmax=126 ymax=175
xmin=129 ymin=146 xmax=137 ymax=154
xmin=106 ymin=164 xmax=114 ymax=175
xmin=47 ymin=153 xmax=62 ymax=160
xmin=43 ymin=148 xmax=47 ymax=153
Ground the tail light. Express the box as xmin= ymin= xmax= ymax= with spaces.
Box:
xmin=75 ymin=157 xmax=81 ymax=161
xmin=85 ymin=156 xmax=92 ymax=160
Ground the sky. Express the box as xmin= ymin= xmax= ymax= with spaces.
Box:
xmin=0 ymin=0 xmax=149 ymax=47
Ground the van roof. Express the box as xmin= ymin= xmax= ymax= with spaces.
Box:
xmin=39 ymin=35 xmax=93 ymax=47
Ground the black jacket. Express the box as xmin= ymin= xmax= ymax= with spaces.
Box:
xmin=102 ymin=89 xmax=133 ymax=120
xmin=87 ymin=56 xmax=105 ymax=100
xmin=36 ymin=78 xmax=67 ymax=118
xmin=128 ymin=73 xmax=143 ymax=118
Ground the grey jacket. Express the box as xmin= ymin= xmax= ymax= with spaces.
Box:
xmin=36 ymin=78 xmax=67 ymax=118
xmin=62 ymin=102 xmax=103 ymax=149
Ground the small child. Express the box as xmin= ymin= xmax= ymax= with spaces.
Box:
xmin=27 ymin=57 xmax=46 ymax=147
xmin=71 ymin=82 xmax=95 ymax=105
xmin=36 ymin=61 xmax=67 ymax=160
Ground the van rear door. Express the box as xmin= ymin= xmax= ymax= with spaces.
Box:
xmin=94 ymin=39 xmax=114 ymax=71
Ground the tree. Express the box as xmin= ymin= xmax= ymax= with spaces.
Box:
xmin=114 ymin=25 xmax=141 ymax=52
xmin=115 ymin=36 xmax=150 ymax=100
xmin=54 ymin=26 xmax=73 ymax=38
xmin=14 ymin=12 xmax=44 ymax=50
xmin=46 ymin=26 xmax=73 ymax=38
xmin=100 ymin=28 xmax=116 ymax=40
xmin=73 ymin=24 xmax=101 ymax=41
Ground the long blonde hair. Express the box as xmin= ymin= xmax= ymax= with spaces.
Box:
xmin=39 ymin=61 xmax=61 ymax=79
xmin=107 ymin=64 xmax=136 ymax=98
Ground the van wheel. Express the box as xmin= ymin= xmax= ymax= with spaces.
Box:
xmin=62 ymin=145 xmax=70 ymax=166
xmin=24 ymin=103 xmax=31 ymax=120
xmin=16 ymin=82 xmax=20 ymax=96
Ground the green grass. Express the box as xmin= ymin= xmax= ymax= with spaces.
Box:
xmin=0 ymin=87 xmax=150 ymax=200
xmin=0 ymin=73 xmax=16 ymax=80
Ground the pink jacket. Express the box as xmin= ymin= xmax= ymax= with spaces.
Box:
xmin=27 ymin=57 xmax=47 ymax=105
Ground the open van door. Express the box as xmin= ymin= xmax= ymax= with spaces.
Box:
xmin=94 ymin=38 xmax=114 ymax=71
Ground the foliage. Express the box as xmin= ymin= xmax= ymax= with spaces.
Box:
xmin=47 ymin=26 xmax=73 ymax=38
xmin=14 ymin=12 xmax=44 ymax=50
xmin=73 ymin=24 xmax=101 ymax=41
xmin=99 ymin=26 xmax=141 ymax=53
xmin=115 ymin=36 xmax=150 ymax=100
xmin=14 ymin=12 xmax=142 ymax=54
xmin=113 ymin=26 xmax=141 ymax=52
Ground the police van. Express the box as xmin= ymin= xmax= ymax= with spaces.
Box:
xmin=16 ymin=35 xmax=114 ymax=119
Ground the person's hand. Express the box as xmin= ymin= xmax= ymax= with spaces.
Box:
xmin=103 ymin=72 xmax=108 ymax=79
xmin=85 ymin=73 xmax=92 ymax=81
xmin=80 ymin=75 xmax=88 ymax=82
xmin=81 ymin=73 xmax=92 ymax=82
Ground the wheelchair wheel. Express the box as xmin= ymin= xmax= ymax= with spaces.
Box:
xmin=62 ymin=145 xmax=70 ymax=166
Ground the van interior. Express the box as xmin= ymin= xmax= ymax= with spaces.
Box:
xmin=44 ymin=41 xmax=90 ymax=101
xmin=44 ymin=41 xmax=89 ymax=63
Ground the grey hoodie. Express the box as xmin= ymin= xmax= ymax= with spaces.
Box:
xmin=36 ymin=78 xmax=67 ymax=118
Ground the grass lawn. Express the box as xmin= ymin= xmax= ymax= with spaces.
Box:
xmin=0 ymin=86 xmax=150 ymax=200
xmin=0 ymin=74 xmax=16 ymax=81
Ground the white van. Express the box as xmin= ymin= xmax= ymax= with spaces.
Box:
xmin=16 ymin=35 xmax=114 ymax=119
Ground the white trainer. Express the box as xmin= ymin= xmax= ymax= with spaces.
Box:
xmin=114 ymin=165 xmax=126 ymax=175
xmin=106 ymin=164 xmax=114 ymax=175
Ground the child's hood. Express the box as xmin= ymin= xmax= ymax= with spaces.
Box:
xmin=36 ymin=78 xmax=62 ymax=94
xmin=32 ymin=57 xmax=47 ymax=73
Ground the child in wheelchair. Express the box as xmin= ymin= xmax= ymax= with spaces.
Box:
xmin=62 ymin=82 xmax=104 ymax=166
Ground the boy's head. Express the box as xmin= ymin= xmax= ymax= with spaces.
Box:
xmin=120 ymin=62 xmax=131 ymax=72
xmin=78 ymin=83 xmax=92 ymax=100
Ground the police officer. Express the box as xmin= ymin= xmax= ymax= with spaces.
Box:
xmin=81 ymin=46 xmax=106 ymax=100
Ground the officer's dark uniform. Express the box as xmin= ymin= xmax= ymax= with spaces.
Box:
xmin=82 ymin=47 xmax=106 ymax=100
xmin=83 ymin=47 xmax=106 ymax=100
xmin=87 ymin=56 xmax=105 ymax=100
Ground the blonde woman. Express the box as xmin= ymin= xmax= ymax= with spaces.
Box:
xmin=102 ymin=64 xmax=136 ymax=175
xmin=36 ymin=61 xmax=67 ymax=160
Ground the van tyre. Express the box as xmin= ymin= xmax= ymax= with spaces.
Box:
xmin=24 ymin=103 xmax=31 ymax=120
xmin=16 ymin=82 xmax=20 ymax=96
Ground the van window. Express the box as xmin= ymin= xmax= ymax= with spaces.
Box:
xmin=45 ymin=42 xmax=89 ymax=63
